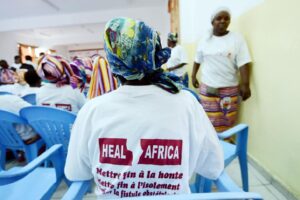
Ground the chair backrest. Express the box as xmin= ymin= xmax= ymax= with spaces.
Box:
xmin=20 ymin=106 xmax=76 ymax=158
xmin=22 ymin=93 xmax=36 ymax=105
xmin=0 ymin=110 xmax=27 ymax=149
xmin=0 ymin=92 xmax=13 ymax=95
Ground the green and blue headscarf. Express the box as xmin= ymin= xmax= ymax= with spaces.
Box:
xmin=104 ymin=17 xmax=183 ymax=94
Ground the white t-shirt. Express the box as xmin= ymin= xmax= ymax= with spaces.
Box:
xmin=194 ymin=32 xmax=252 ymax=88
xmin=0 ymin=83 xmax=30 ymax=96
xmin=36 ymin=84 xmax=86 ymax=114
xmin=65 ymin=85 xmax=224 ymax=198
xmin=166 ymin=45 xmax=188 ymax=77
xmin=0 ymin=95 xmax=37 ymax=140
xmin=21 ymin=87 xmax=40 ymax=97
xmin=11 ymin=63 xmax=21 ymax=70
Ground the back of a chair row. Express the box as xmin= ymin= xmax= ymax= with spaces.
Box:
xmin=0 ymin=110 xmax=27 ymax=149
xmin=22 ymin=93 xmax=36 ymax=105
xmin=20 ymin=106 xmax=77 ymax=159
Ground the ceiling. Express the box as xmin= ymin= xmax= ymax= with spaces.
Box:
xmin=0 ymin=0 xmax=169 ymax=48
xmin=0 ymin=0 xmax=163 ymax=20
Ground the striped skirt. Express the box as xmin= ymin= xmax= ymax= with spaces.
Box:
xmin=199 ymin=83 xmax=239 ymax=133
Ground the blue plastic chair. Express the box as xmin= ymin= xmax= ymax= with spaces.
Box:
xmin=0 ymin=92 xmax=13 ymax=95
xmin=219 ymin=124 xmax=249 ymax=191
xmin=107 ymin=192 xmax=262 ymax=200
xmin=62 ymin=172 xmax=262 ymax=200
xmin=0 ymin=144 xmax=64 ymax=199
xmin=20 ymin=106 xmax=76 ymax=160
xmin=193 ymin=124 xmax=249 ymax=192
xmin=22 ymin=93 xmax=36 ymax=105
xmin=0 ymin=110 xmax=44 ymax=170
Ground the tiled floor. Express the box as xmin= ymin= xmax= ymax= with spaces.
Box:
xmin=225 ymin=160 xmax=289 ymax=200
xmin=5 ymin=159 xmax=292 ymax=199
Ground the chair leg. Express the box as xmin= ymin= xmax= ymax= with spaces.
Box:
xmin=239 ymin=154 xmax=249 ymax=192
xmin=24 ymin=144 xmax=39 ymax=162
xmin=0 ymin=146 xmax=6 ymax=170
xmin=194 ymin=174 xmax=213 ymax=193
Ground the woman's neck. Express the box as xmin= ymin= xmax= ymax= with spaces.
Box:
xmin=123 ymin=79 xmax=151 ymax=86
xmin=213 ymin=30 xmax=229 ymax=37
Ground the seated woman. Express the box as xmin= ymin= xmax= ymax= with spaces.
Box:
xmin=70 ymin=57 xmax=93 ymax=96
xmin=22 ymin=69 xmax=42 ymax=95
xmin=36 ymin=55 xmax=86 ymax=113
xmin=65 ymin=17 xmax=224 ymax=198
xmin=0 ymin=94 xmax=40 ymax=144
xmin=0 ymin=60 xmax=16 ymax=91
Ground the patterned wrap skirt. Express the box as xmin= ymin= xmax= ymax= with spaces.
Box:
xmin=199 ymin=83 xmax=240 ymax=133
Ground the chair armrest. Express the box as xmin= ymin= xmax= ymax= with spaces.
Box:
xmin=0 ymin=144 xmax=63 ymax=182
xmin=214 ymin=172 xmax=242 ymax=192
xmin=107 ymin=192 xmax=262 ymax=200
xmin=218 ymin=124 xmax=248 ymax=139
xmin=61 ymin=180 xmax=92 ymax=200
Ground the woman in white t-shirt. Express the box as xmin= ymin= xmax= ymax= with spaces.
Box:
xmin=166 ymin=33 xmax=189 ymax=87
xmin=0 ymin=94 xmax=40 ymax=143
xmin=191 ymin=8 xmax=252 ymax=133
xmin=65 ymin=17 xmax=223 ymax=198
xmin=36 ymin=55 xmax=86 ymax=113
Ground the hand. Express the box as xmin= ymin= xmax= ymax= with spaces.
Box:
xmin=240 ymin=84 xmax=251 ymax=101
xmin=192 ymin=76 xmax=199 ymax=88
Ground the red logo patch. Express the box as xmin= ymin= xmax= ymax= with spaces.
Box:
xmin=138 ymin=139 xmax=182 ymax=165
xmin=99 ymin=138 xmax=133 ymax=165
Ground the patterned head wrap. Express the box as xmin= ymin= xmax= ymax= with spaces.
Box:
xmin=87 ymin=56 xmax=118 ymax=99
xmin=168 ymin=32 xmax=178 ymax=42
xmin=37 ymin=55 xmax=73 ymax=87
xmin=0 ymin=69 xmax=15 ymax=84
xmin=70 ymin=57 xmax=93 ymax=92
xmin=211 ymin=7 xmax=231 ymax=22
xmin=104 ymin=17 xmax=182 ymax=94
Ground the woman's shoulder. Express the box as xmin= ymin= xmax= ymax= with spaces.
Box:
xmin=228 ymin=31 xmax=246 ymax=41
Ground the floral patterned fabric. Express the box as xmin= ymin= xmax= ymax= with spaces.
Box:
xmin=104 ymin=17 xmax=182 ymax=94
xmin=70 ymin=57 xmax=93 ymax=92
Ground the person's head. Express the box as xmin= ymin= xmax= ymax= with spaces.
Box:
xmin=0 ymin=60 xmax=9 ymax=69
xmin=25 ymin=55 xmax=33 ymax=61
xmin=14 ymin=55 xmax=21 ymax=64
xmin=0 ymin=61 xmax=15 ymax=84
xmin=70 ymin=57 xmax=93 ymax=91
xmin=39 ymin=52 xmax=45 ymax=57
xmin=104 ymin=17 xmax=182 ymax=93
xmin=167 ymin=32 xmax=178 ymax=48
xmin=211 ymin=8 xmax=231 ymax=36
xmin=24 ymin=70 xmax=42 ymax=87
xmin=37 ymin=55 xmax=73 ymax=87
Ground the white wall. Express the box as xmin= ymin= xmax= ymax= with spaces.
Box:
xmin=179 ymin=0 xmax=263 ymax=44
xmin=0 ymin=32 xmax=41 ymax=65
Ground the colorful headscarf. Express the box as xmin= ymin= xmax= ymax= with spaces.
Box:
xmin=87 ymin=56 xmax=118 ymax=99
xmin=0 ymin=69 xmax=15 ymax=84
xmin=104 ymin=17 xmax=183 ymax=94
xmin=37 ymin=55 xmax=73 ymax=87
xmin=70 ymin=57 xmax=93 ymax=92
xmin=168 ymin=32 xmax=178 ymax=42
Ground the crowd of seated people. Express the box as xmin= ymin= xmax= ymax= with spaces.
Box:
xmin=0 ymin=16 xmax=236 ymax=199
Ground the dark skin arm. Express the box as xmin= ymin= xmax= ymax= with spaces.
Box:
xmin=167 ymin=63 xmax=187 ymax=72
xmin=239 ymin=63 xmax=251 ymax=101
xmin=191 ymin=62 xmax=200 ymax=88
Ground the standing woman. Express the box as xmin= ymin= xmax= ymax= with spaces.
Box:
xmin=166 ymin=33 xmax=189 ymax=87
xmin=191 ymin=8 xmax=252 ymax=133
